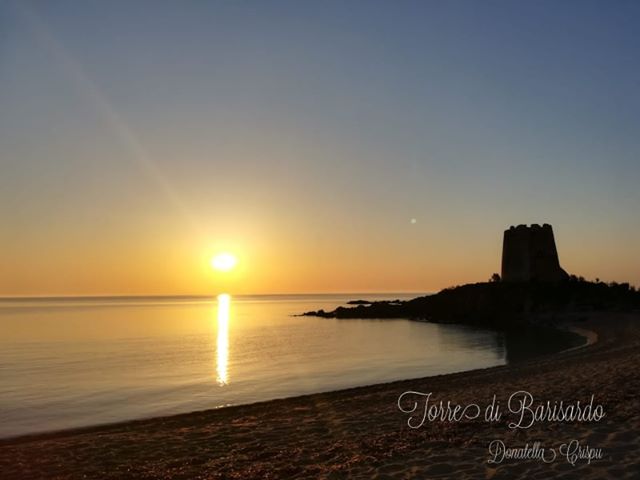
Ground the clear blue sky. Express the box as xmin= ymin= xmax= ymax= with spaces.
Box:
xmin=1 ymin=0 xmax=639 ymax=295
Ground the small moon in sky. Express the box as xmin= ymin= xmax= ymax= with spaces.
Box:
xmin=410 ymin=218 xmax=417 ymax=224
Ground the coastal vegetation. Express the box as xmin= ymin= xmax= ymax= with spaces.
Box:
xmin=304 ymin=277 xmax=640 ymax=327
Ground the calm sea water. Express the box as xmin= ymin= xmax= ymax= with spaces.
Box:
xmin=0 ymin=294 xmax=574 ymax=438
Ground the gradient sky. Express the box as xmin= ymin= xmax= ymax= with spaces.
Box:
xmin=1 ymin=0 xmax=639 ymax=296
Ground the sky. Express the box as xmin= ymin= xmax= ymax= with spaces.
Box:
xmin=1 ymin=0 xmax=639 ymax=296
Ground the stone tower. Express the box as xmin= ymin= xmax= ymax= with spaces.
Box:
xmin=501 ymin=224 xmax=568 ymax=282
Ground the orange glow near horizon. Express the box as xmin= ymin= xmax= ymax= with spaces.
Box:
xmin=2 ymin=230 xmax=640 ymax=297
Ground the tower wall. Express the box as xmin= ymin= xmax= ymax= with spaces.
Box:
xmin=501 ymin=224 xmax=568 ymax=282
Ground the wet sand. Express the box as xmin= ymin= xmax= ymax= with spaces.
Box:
xmin=1 ymin=312 xmax=639 ymax=479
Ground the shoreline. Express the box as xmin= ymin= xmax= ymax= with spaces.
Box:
xmin=1 ymin=312 xmax=637 ymax=478
xmin=0 ymin=319 xmax=590 ymax=444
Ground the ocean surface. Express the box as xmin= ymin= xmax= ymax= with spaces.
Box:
xmin=0 ymin=294 xmax=577 ymax=438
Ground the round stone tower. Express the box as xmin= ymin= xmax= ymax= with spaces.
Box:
xmin=501 ymin=224 xmax=569 ymax=282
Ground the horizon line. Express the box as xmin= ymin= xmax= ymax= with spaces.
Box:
xmin=0 ymin=291 xmax=431 ymax=301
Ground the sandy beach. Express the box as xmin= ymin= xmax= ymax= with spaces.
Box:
xmin=1 ymin=312 xmax=638 ymax=479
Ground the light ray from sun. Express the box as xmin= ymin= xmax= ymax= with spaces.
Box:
xmin=15 ymin=1 xmax=200 ymax=232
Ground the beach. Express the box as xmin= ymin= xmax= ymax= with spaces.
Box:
xmin=1 ymin=312 xmax=638 ymax=479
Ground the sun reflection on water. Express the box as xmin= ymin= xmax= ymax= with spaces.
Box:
xmin=216 ymin=293 xmax=230 ymax=386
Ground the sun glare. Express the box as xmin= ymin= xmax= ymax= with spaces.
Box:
xmin=216 ymin=293 xmax=230 ymax=386
xmin=211 ymin=253 xmax=237 ymax=272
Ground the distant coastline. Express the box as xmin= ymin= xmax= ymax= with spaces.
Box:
xmin=303 ymin=279 xmax=640 ymax=328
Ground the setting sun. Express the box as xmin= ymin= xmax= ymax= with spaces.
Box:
xmin=211 ymin=253 xmax=237 ymax=272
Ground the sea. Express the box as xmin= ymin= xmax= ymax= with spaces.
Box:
xmin=0 ymin=293 xmax=580 ymax=438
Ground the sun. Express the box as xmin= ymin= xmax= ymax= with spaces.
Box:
xmin=211 ymin=252 xmax=237 ymax=272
